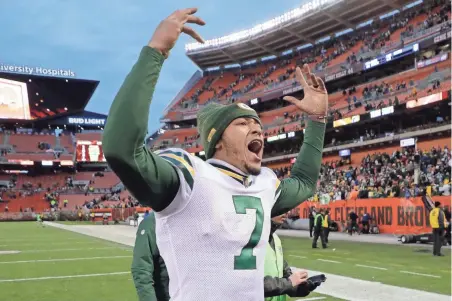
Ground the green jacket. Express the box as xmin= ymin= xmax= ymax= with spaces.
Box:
xmin=103 ymin=46 xmax=325 ymax=216
xmin=131 ymin=212 xmax=170 ymax=301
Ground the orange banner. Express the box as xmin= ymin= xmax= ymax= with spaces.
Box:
xmin=299 ymin=196 xmax=451 ymax=234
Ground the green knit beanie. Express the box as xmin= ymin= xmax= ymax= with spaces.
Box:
xmin=197 ymin=102 xmax=261 ymax=159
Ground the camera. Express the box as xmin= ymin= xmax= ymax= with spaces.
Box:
xmin=307 ymin=274 xmax=327 ymax=287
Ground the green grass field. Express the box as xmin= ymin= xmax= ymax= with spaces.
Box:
xmin=283 ymin=236 xmax=451 ymax=295
xmin=0 ymin=222 xmax=449 ymax=301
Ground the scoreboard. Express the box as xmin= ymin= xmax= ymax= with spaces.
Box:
xmin=75 ymin=140 xmax=106 ymax=162
xmin=364 ymin=43 xmax=419 ymax=70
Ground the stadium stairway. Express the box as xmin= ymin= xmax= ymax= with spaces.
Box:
xmin=56 ymin=133 xmax=75 ymax=154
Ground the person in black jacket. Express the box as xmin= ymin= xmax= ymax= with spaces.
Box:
xmin=264 ymin=214 xmax=322 ymax=300
xmin=348 ymin=210 xmax=359 ymax=236
xmin=309 ymin=207 xmax=316 ymax=237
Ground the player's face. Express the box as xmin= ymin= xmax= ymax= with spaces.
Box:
xmin=215 ymin=117 xmax=263 ymax=175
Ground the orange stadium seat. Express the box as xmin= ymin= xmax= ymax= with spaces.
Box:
xmin=164 ymin=3 xmax=444 ymax=119
xmin=74 ymin=172 xmax=120 ymax=188
xmin=59 ymin=134 xmax=75 ymax=153
xmin=75 ymin=132 xmax=103 ymax=141
xmin=9 ymin=133 xmax=55 ymax=153
xmin=59 ymin=194 xmax=96 ymax=210
xmin=0 ymin=193 xmax=49 ymax=212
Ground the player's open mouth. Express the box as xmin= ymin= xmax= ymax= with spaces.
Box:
xmin=247 ymin=139 xmax=263 ymax=160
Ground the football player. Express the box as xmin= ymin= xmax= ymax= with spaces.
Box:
xmin=103 ymin=8 xmax=328 ymax=301
xmin=132 ymin=212 xmax=319 ymax=301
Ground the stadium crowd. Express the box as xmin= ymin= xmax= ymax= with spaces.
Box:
xmin=174 ymin=0 xmax=449 ymax=110
xmin=273 ymin=145 xmax=451 ymax=204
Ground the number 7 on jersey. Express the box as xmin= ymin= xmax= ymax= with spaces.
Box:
xmin=232 ymin=195 xmax=264 ymax=270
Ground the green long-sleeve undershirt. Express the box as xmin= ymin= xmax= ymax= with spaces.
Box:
xmin=131 ymin=213 xmax=170 ymax=301
xmin=103 ymin=46 xmax=325 ymax=214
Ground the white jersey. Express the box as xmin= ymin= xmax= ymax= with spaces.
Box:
xmin=154 ymin=148 xmax=281 ymax=301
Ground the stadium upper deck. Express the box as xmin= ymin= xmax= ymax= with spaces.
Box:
xmin=159 ymin=0 xmax=450 ymax=123
xmin=185 ymin=0 xmax=415 ymax=68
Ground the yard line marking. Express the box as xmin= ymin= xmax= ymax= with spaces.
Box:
xmin=316 ymin=259 xmax=341 ymax=264
xmin=0 ymin=272 xmax=130 ymax=283
xmin=356 ymin=264 xmax=388 ymax=271
xmin=400 ymin=271 xmax=441 ymax=278
xmin=0 ymin=251 xmax=20 ymax=255
xmin=0 ymin=241 xmax=99 ymax=247
xmin=289 ymin=255 xmax=307 ymax=259
xmin=0 ymin=255 xmax=132 ymax=264
xmin=292 ymin=267 xmax=451 ymax=301
xmin=0 ymin=237 xmax=84 ymax=243
xmin=314 ymin=254 xmax=344 ymax=260
xmin=21 ymin=247 xmax=125 ymax=253
xmin=295 ymin=297 xmax=326 ymax=301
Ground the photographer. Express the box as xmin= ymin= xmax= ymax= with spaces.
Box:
xmin=264 ymin=214 xmax=323 ymax=300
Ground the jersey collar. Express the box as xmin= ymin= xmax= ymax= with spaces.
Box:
xmin=207 ymin=159 xmax=253 ymax=188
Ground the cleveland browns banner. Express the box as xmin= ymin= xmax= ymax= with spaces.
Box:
xmin=298 ymin=196 xmax=450 ymax=234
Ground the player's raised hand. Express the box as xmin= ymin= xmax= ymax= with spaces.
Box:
xmin=148 ymin=8 xmax=206 ymax=58
xmin=283 ymin=64 xmax=328 ymax=122
xmin=289 ymin=270 xmax=309 ymax=287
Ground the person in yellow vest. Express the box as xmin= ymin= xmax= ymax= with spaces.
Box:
xmin=312 ymin=208 xmax=327 ymax=249
xmin=430 ymin=201 xmax=445 ymax=256
xmin=322 ymin=209 xmax=331 ymax=244
xmin=264 ymin=214 xmax=322 ymax=300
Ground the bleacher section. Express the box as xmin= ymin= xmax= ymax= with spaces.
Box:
xmin=150 ymin=0 xmax=451 ymax=154
xmin=152 ymin=58 xmax=451 ymax=153
xmin=166 ymin=1 xmax=450 ymax=114
xmin=74 ymin=172 xmax=120 ymax=189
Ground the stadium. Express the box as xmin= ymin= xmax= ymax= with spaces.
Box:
xmin=0 ymin=0 xmax=451 ymax=300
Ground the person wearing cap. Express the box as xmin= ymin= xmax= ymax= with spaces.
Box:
xmin=429 ymin=201 xmax=446 ymax=256
xmin=103 ymin=8 xmax=327 ymax=301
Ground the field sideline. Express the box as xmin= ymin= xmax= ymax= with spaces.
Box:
xmin=0 ymin=222 xmax=450 ymax=301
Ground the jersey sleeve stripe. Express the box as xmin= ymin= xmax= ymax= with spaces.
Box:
xmin=159 ymin=155 xmax=194 ymax=189
xmin=275 ymin=179 xmax=281 ymax=198
xmin=158 ymin=150 xmax=194 ymax=168
xmin=159 ymin=153 xmax=195 ymax=176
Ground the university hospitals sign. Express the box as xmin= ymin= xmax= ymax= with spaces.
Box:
xmin=0 ymin=63 xmax=76 ymax=78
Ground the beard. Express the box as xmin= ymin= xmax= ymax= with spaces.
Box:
xmin=221 ymin=137 xmax=262 ymax=176
xmin=245 ymin=162 xmax=261 ymax=176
